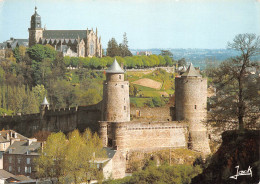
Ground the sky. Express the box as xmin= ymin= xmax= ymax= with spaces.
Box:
xmin=0 ymin=0 xmax=259 ymax=49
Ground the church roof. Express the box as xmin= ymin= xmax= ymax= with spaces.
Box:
xmin=181 ymin=63 xmax=202 ymax=77
xmin=106 ymin=59 xmax=124 ymax=74
xmin=41 ymin=96 xmax=49 ymax=105
xmin=43 ymin=30 xmax=91 ymax=39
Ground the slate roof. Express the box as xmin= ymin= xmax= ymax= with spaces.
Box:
xmin=104 ymin=147 xmax=116 ymax=159
xmin=0 ymin=130 xmax=28 ymax=143
xmin=0 ymin=43 xmax=7 ymax=49
xmin=5 ymin=39 xmax=28 ymax=49
xmin=106 ymin=59 xmax=124 ymax=74
xmin=5 ymin=141 xmax=41 ymax=155
xmin=181 ymin=63 xmax=202 ymax=77
xmin=92 ymin=147 xmax=116 ymax=164
xmin=43 ymin=30 xmax=90 ymax=39
xmin=0 ymin=169 xmax=15 ymax=179
xmin=41 ymin=97 xmax=49 ymax=105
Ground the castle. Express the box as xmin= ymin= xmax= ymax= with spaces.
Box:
xmin=99 ymin=60 xmax=210 ymax=154
xmin=0 ymin=59 xmax=211 ymax=155
xmin=29 ymin=7 xmax=102 ymax=57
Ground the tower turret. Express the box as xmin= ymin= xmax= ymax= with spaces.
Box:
xmin=102 ymin=59 xmax=130 ymax=122
xmin=28 ymin=7 xmax=43 ymax=47
xmin=40 ymin=96 xmax=49 ymax=118
xmin=175 ymin=63 xmax=210 ymax=154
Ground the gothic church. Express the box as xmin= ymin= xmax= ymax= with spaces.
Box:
xmin=29 ymin=7 xmax=102 ymax=57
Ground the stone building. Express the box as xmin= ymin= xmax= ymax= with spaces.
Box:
xmin=99 ymin=60 xmax=210 ymax=154
xmin=3 ymin=139 xmax=41 ymax=179
xmin=29 ymin=7 xmax=102 ymax=57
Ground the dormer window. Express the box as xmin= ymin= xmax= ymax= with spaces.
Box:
xmin=9 ymin=148 xmax=13 ymax=154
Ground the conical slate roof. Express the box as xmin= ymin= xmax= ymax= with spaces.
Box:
xmin=106 ymin=59 xmax=124 ymax=74
xmin=181 ymin=63 xmax=201 ymax=77
xmin=41 ymin=96 xmax=49 ymax=105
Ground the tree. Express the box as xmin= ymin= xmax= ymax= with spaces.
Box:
xmin=35 ymin=129 xmax=105 ymax=183
xmin=160 ymin=50 xmax=173 ymax=57
xmin=211 ymin=33 xmax=260 ymax=130
xmin=35 ymin=132 xmax=67 ymax=183
xmin=106 ymin=38 xmax=120 ymax=57
xmin=177 ymin=58 xmax=186 ymax=67
xmin=27 ymin=44 xmax=56 ymax=62
xmin=119 ymin=33 xmax=132 ymax=57
xmin=129 ymin=84 xmax=138 ymax=97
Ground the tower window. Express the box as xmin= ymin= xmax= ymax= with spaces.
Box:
xmin=195 ymin=105 xmax=197 ymax=109
xmin=121 ymin=85 xmax=124 ymax=88
xmin=119 ymin=75 xmax=121 ymax=79
xmin=124 ymin=106 xmax=126 ymax=110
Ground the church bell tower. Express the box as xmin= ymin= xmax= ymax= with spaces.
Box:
xmin=28 ymin=7 xmax=43 ymax=47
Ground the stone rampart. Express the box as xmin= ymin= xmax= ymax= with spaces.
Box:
xmin=0 ymin=103 xmax=102 ymax=137
xmin=100 ymin=121 xmax=188 ymax=152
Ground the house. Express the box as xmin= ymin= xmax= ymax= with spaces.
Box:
xmin=0 ymin=169 xmax=34 ymax=184
xmin=0 ymin=130 xmax=29 ymax=169
xmin=101 ymin=147 xmax=126 ymax=180
xmin=3 ymin=139 xmax=41 ymax=179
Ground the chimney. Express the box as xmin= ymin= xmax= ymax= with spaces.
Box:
xmin=27 ymin=139 xmax=33 ymax=146
xmin=6 ymin=133 xmax=10 ymax=141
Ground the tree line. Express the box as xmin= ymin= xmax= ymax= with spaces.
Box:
xmin=64 ymin=54 xmax=174 ymax=69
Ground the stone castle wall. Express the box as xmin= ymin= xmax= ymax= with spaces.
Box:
xmin=0 ymin=104 xmax=102 ymax=137
xmin=100 ymin=121 xmax=188 ymax=152
xmin=130 ymin=106 xmax=173 ymax=121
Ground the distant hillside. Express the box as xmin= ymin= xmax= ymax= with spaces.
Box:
xmin=130 ymin=48 xmax=260 ymax=70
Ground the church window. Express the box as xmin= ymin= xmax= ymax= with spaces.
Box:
xmin=124 ymin=106 xmax=126 ymax=110
xmin=121 ymin=85 xmax=124 ymax=88
xmin=195 ymin=105 xmax=197 ymax=109
xmin=119 ymin=75 xmax=121 ymax=79
xmin=81 ymin=47 xmax=84 ymax=56
xmin=90 ymin=41 xmax=95 ymax=55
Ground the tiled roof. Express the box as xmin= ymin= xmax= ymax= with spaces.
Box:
xmin=181 ymin=63 xmax=202 ymax=77
xmin=106 ymin=59 xmax=124 ymax=74
xmin=43 ymin=30 xmax=90 ymax=39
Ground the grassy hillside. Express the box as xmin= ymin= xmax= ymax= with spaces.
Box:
xmin=126 ymin=68 xmax=175 ymax=107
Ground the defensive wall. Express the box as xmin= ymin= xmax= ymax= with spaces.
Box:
xmin=99 ymin=121 xmax=188 ymax=152
xmin=130 ymin=106 xmax=173 ymax=121
xmin=0 ymin=103 xmax=102 ymax=137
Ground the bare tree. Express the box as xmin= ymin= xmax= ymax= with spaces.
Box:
xmin=211 ymin=34 xmax=260 ymax=130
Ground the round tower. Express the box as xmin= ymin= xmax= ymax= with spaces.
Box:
xmin=28 ymin=7 xmax=43 ymax=47
xmin=102 ymin=59 xmax=130 ymax=122
xmin=175 ymin=63 xmax=210 ymax=154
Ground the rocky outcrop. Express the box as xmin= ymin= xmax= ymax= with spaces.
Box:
xmin=191 ymin=130 xmax=259 ymax=184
